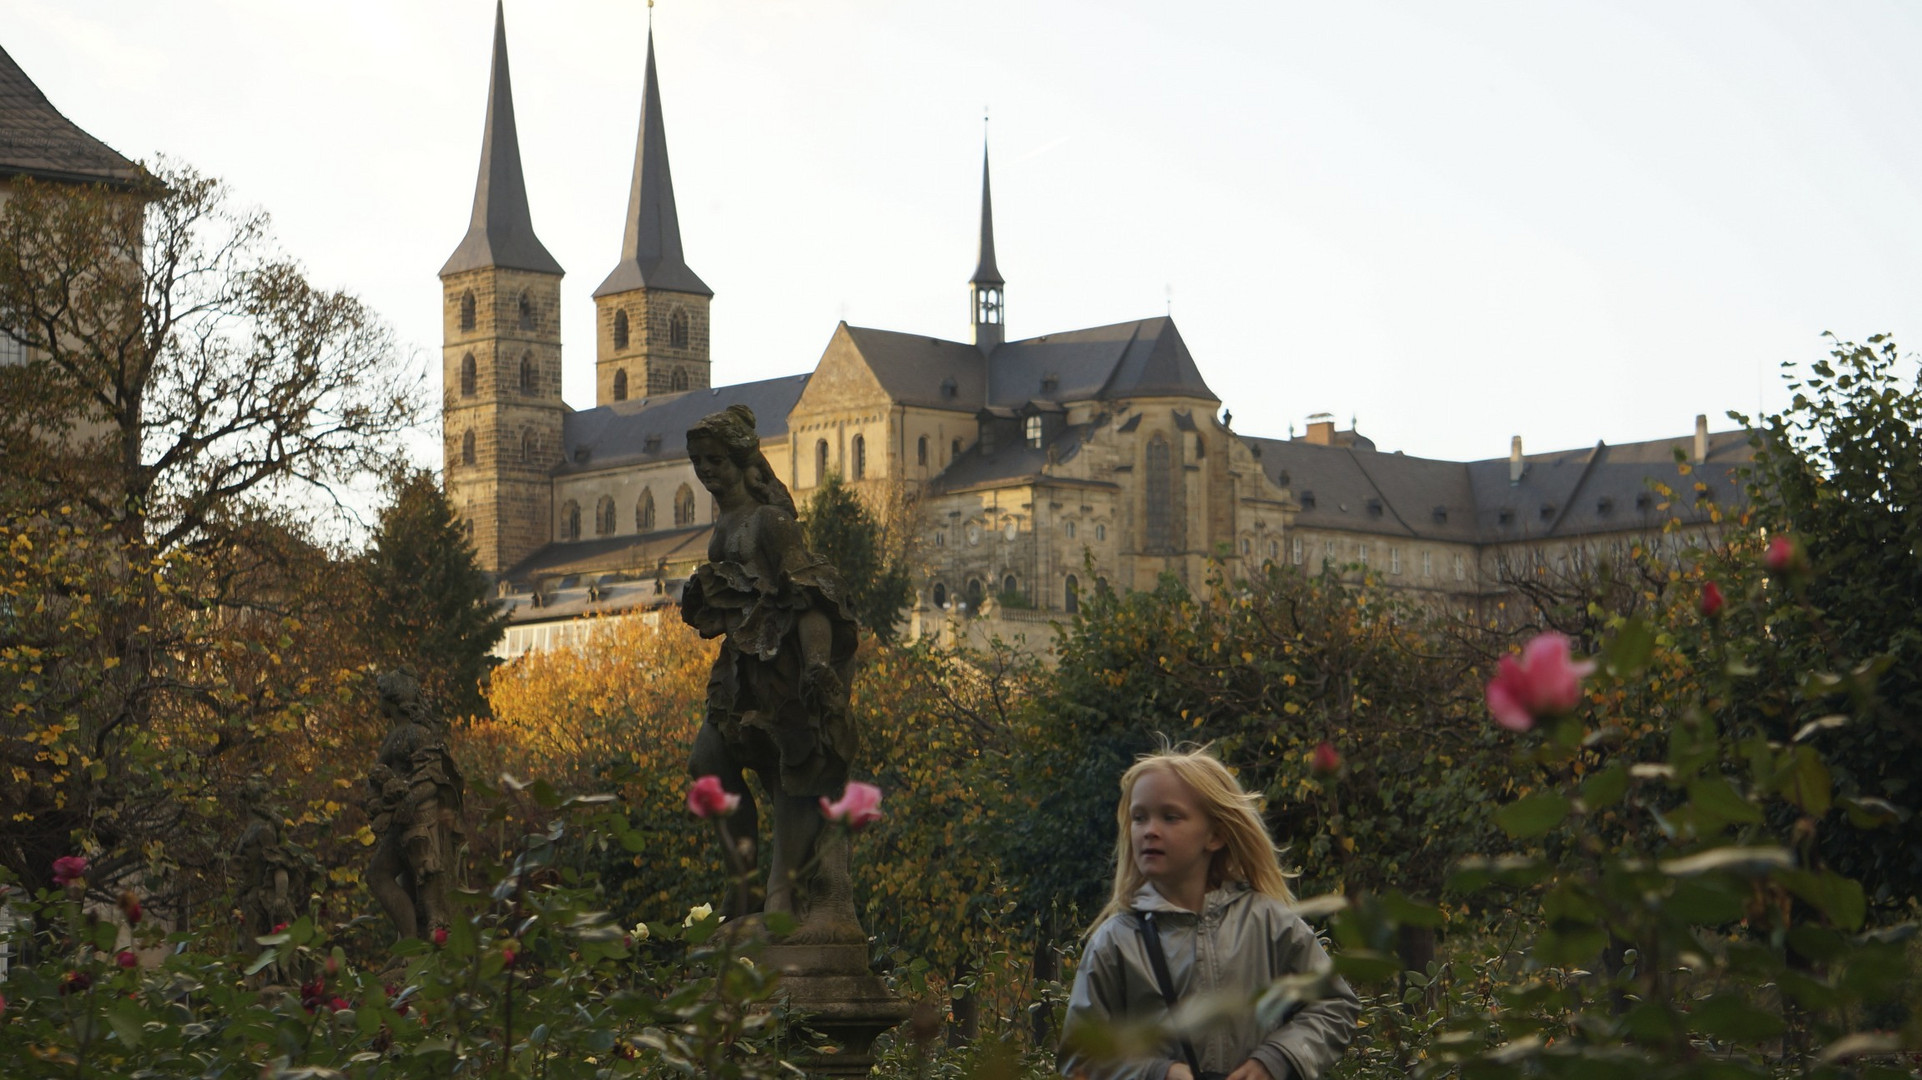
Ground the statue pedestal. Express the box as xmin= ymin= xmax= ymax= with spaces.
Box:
xmin=762 ymin=943 xmax=912 ymax=1077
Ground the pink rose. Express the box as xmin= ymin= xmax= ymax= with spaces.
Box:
xmin=1485 ymin=632 xmax=1595 ymax=732
xmin=819 ymin=782 xmax=883 ymax=830
xmin=1763 ymin=534 xmax=1801 ymax=573
xmin=432 ymin=926 xmax=448 ymax=946
xmin=1700 ymin=581 xmax=1725 ymax=618
xmin=51 ymin=855 xmax=87 ymax=887
xmin=116 ymin=950 xmax=137 ymax=969
xmin=1310 ymin=741 xmax=1341 ymax=777
xmin=686 ymin=775 xmax=741 ymax=819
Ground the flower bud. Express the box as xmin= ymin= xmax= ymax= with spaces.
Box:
xmin=116 ymin=950 xmax=137 ymax=969
xmin=117 ymin=891 xmax=143 ymax=926
xmin=431 ymin=927 xmax=448 ymax=946
xmin=1700 ymin=581 xmax=1725 ymax=618
xmin=1310 ymin=741 xmax=1341 ymax=777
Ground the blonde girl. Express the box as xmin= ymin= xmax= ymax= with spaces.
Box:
xmin=1059 ymin=747 xmax=1359 ymax=1080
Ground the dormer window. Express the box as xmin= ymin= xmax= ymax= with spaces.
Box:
xmin=1041 ymin=373 xmax=1059 ymax=393
xmin=1025 ymin=415 xmax=1043 ymax=449
xmin=941 ymin=377 xmax=958 ymax=399
xmin=1432 ymin=506 xmax=1448 ymax=524
xmin=1300 ymin=491 xmax=1316 ymax=510
xmin=1596 ymin=497 xmax=1614 ymax=516
xmin=1499 ymin=508 xmax=1514 ymax=525
xmin=1636 ymin=493 xmax=1653 ymax=511
xmin=643 ymin=434 xmax=662 ymax=455
xmin=1540 ymin=504 xmax=1556 ymax=521
xmin=1366 ymin=498 xmax=1383 ymax=518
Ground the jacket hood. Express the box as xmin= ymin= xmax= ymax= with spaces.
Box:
xmin=1132 ymin=880 xmax=1256 ymax=919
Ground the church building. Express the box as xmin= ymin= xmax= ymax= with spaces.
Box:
xmin=436 ymin=9 xmax=1747 ymax=656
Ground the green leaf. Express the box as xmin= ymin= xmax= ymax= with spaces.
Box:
xmin=1779 ymin=746 xmax=1832 ymax=816
xmin=1331 ymin=950 xmax=1401 ymax=983
xmin=1603 ymin=617 xmax=1656 ymax=676
xmin=103 ymin=998 xmax=146 ymax=1049
xmin=1495 ymin=793 xmax=1569 ymax=839
xmin=1580 ymin=763 xmax=1629 ymax=810
xmin=1688 ymin=777 xmax=1763 ymax=827
xmin=1776 ymin=868 xmax=1866 ymax=931
xmin=1687 ymin=994 xmax=1785 ymax=1042
xmin=1380 ymin=891 xmax=1444 ymax=928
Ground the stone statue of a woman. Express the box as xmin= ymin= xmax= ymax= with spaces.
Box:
xmin=681 ymin=404 xmax=863 ymax=944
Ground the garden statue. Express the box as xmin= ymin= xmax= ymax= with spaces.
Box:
xmin=233 ymin=774 xmax=316 ymax=952
xmin=680 ymin=404 xmax=864 ymax=945
xmin=363 ymin=668 xmax=465 ymax=940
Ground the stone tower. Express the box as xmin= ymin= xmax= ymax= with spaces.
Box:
xmin=440 ymin=1 xmax=565 ymax=575
xmin=592 ymin=29 xmax=712 ymax=404
xmin=970 ymin=142 xmax=1005 ymax=354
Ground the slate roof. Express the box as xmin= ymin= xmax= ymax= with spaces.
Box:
xmin=1245 ymin=428 xmax=1754 ymax=544
xmin=931 ymin=424 xmax=1107 ymax=495
xmin=0 ymin=42 xmax=140 ymax=186
xmin=558 ymin=373 xmax=809 ymax=473
xmin=441 ymin=3 xmax=563 ymax=277
xmin=503 ymin=524 xmax=711 ymax=584
xmin=594 ymin=30 xmax=710 ymax=298
xmin=841 ymin=316 xmax=1217 ymax=415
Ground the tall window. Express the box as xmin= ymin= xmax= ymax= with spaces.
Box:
xmin=1065 ymin=520 xmax=1076 ymax=539
xmin=674 ymin=483 xmax=696 ymax=526
xmin=0 ymin=329 xmax=29 ymax=366
xmin=519 ymin=353 xmax=536 ymax=395
xmin=671 ymin=367 xmax=689 ymax=392
xmin=596 ymin=495 xmax=616 ymax=536
xmin=459 ymin=290 xmax=476 ymax=331
xmin=669 ymin=310 xmax=689 ymax=348
xmin=612 ymin=309 xmax=630 ymax=350
xmin=460 ymin=430 xmax=476 ymax=466
xmin=1454 ymin=553 xmax=1466 ymax=580
xmin=1064 ymin=574 xmax=1080 ymax=615
xmin=519 ymin=429 xmax=532 ymax=464
xmin=1025 ymin=415 xmax=1043 ymax=449
xmin=1422 ymin=550 xmax=1433 ymax=577
xmin=1144 ymin=434 xmax=1174 ymax=552
xmin=459 ymin=353 xmax=476 ymax=397
xmin=932 ymin=582 xmax=947 ymax=608
xmin=951 ymin=437 xmax=962 ymax=461
xmin=1358 ymin=543 xmax=1369 ymax=567
xmin=1003 ymin=574 xmax=1018 ymax=599
xmin=613 ymin=368 xmax=628 ymax=401
xmin=816 ymin=439 xmax=830 ymax=486
xmin=518 ymin=291 xmax=534 ymax=330
xmin=917 ymin=435 xmax=928 ymax=466
xmin=1390 ymin=547 xmax=1402 ymax=574
xmin=1291 ymin=538 xmax=1303 ymax=565
xmin=852 ymin=434 xmax=866 ymax=480
xmin=637 ymin=489 xmax=655 ymax=531
xmin=561 ymin=501 xmax=581 ymax=541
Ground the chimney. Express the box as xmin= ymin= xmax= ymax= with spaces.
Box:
xmin=1693 ymin=414 xmax=1708 ymax=463
xmin=1305 ymin=419 xmax=1335 ymax=445
xmin=1509 ymin=435 xmax=1524 ymax=484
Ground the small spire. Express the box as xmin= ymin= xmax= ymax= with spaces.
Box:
xmin=971 ymin=137 xmax=1003 ymax=287
xmin=441 ymin=2 xmax=562 ymax=277
xmin=595 ymin=26 xmax=710 ymax=298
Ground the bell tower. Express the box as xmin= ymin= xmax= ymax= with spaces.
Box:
xmin=969 ymin=140 xmax=1004 ymax=354
xmin=593 ymin=29 xmax=712 ymax=403
xmin=439 ymin=1 xmax=565 ymax=574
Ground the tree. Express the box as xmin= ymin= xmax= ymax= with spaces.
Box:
xmin=802 ymin=473 xmax=911 ymax=643
xmin=363 ymin=467 xmax=508 ymax=717
xmin=0 ymin=161 xmax=421 ymax=901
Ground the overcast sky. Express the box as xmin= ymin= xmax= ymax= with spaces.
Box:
xmin=7 ymin=0 xmax=1921 ymax=467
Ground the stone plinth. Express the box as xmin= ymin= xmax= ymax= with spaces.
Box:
xmin=761 ymin=943 xmax=912 ymax=1077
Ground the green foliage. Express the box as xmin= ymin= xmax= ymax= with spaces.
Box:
xmin=362 ymin=466 xmax=508 ymax=717
xmin=802 ymin=473 xmax=912 ymax=643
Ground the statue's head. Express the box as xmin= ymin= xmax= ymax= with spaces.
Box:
xmin=377 ymin=667 xmax=421 ymax=720
xmin=686 ymin=405 xmax=796 ymax=514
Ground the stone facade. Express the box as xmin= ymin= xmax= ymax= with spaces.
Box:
xmin=594 ymin=287 xmax=711 ymax=404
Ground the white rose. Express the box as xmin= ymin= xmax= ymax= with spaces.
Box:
xmin=683 ymin=903 xmax=713 ymax=926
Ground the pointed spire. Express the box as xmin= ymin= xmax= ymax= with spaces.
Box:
xmin=971 ymin=142 xmax=1003 ymax=287
xmin=595 ymin=28 xmax=710 ymax=298
xmin=441 ymin=3 xmax=562 ymax=277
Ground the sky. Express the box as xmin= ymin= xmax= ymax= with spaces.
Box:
xmin=6 ymin=0 xmax=1922 ymax=469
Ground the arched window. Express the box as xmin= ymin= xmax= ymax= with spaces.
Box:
xmin=637 ymin=488 xmax=655 ymax=532
xmin=674 ymin=483 xmax=696 ymax=526
xmin=815 ymin=439 xmax=830 ymax=486
xmin=1065 ymin=520 xmax=1076 ymax=539
xmin=1003 ymin=574 xmax=1018 ymax=599
xmin=1064 ymin=574 xmax=1080 ymax=615
xmin=612 ymin=309 xmax=630 ymax=350
xmin=612 ymin=368 xmax=628 ymax=402
xmin=669 ymin=309 xmax=689 ymax=348
xmin=932 ymin=582 xmax=947 ymax=608
xmin=519 ymin=429 xmax=532 ymax=464
xmin=459 ymin=290 xmax=476 ymax=331
xmin=518 ymin=291 xmax=534 ymax=330
xmin=965 ymin=578 xmax=984 ymax=607
xmin=851 ymin=434 xmax=866 ymax=480
xmin=460 ymin=429 xmax=476 ymax=466
xmin=671 ymin=367 xmax=689 ymax=392
xmin=561 ymin=501 xmax=581 ymax=541
xmin=917 ymin=435 xmax=928 ymax=466
xmin=519 ymin=353 xmax=536 ymax=395
xmin=1144 ymin=434 xmax=1174 ymax=552
xmin=459 ymin=353 xmax=476 ymax=397
xmin=1025 ymin=414 xmax=1043 ymax=449
xmin=951 ymin=437 xmax=962 ymax=461
xmin=596 ymin=495 xmax=616 ymax=536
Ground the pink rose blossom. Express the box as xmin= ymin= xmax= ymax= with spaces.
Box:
xmin=1763 ymin=534 xmax=1800 ymax=573
xmin=1485 ymin=632 xmax=1595 ymax=732
xmin=819 ymin=782 xmax=884 ymax=830
xmin=51 ymin=855 xmax=87 ymax=887
xmin=115 ymin=950 xmax=137 ymax=969
xmin=1310 ymin=741 xmax=1342 ymax=777
xmin=432 ymin=927 xmax=448 ymax=946
xmin=686 ymin=775 xmax=741 ymax=819
xmin=1700 ymin=581 xmax=1725 ymax=618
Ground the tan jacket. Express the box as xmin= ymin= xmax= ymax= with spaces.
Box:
xmin=1059 ymin=883 xmax=1360 ymax=1080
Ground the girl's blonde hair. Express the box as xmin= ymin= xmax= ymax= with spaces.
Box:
xmin=1091 ymin=744 xmax=1294 ymax=930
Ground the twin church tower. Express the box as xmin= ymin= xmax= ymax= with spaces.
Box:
xmin=439 ymin=3 xmax=1006 ymax=574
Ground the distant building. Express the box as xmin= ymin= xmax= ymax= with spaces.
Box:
xmin=437 ymin=11 xmax=1747 ymax=656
